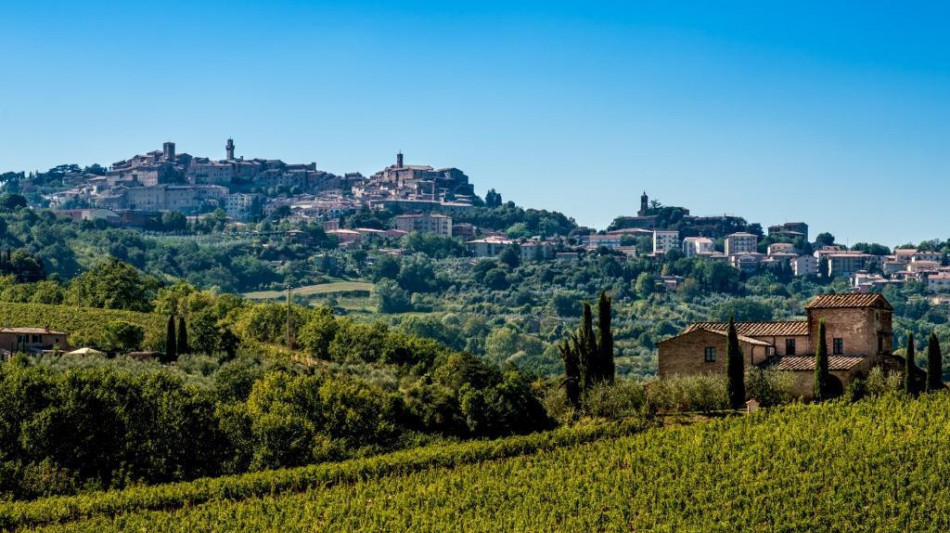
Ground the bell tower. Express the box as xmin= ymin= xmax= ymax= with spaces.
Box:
xmin=639 ymin=191 xmax=649 ymax=216
xmin=226 ymin=138 xmax=235 ymax=161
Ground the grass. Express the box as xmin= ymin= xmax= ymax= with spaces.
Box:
xmin=243 ymin=281 xmax=374 ymax=300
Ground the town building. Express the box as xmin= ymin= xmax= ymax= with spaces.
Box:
xmin=587 ymin=234 xmax=623 ymax=249
xmin=467 ymin=236 xmax=514 ymax=258
xmin=767 ymin=242 xmax=796 ymax=256
xmin=928 ymin=273 xmax=950 ymax=293
xmin=658 ymin=293 xmax=894 ymax=398
xmin=682 ymin=237 xmax=714 ymax=258
xmin=725 ymin=232 xmax=758 ymax=256
xmin=767 ymin=222 xmax=809 ymax=242
xmin=225 ymin=193 xmax=264 ymax=221
xmin=394 ymin=213 xmax=453 ymax=236
xmin=821 ymin=252 xmax=875 ymax=277
xmin=652 ymin=230 xmax=680 ymax=255
xmin=452 ymin=223 xmax=477 ymax=240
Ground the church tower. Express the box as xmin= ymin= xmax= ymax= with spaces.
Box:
xmin=639 ymin=191 xmax=649 ymax=216
xmin=226 ymin=138 xmax=235 ymax=161
xmin=396 ymin=151 xmax=404 ymax=168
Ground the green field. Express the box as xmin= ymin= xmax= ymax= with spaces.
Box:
xmin=11 ymin=392 xmax=950 ymax=532
xmin=243 ymin=281 xmax=374 ymax=300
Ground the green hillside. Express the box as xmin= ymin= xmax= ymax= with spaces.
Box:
xmin=0 ymin=302 xmax=165 ymax=350
xmin=13 ymin=392 xmax=950 ymax=532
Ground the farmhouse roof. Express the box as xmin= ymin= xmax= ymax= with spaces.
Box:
xmin=658 ymin=327 xmax=772 ymax=347
xmin=0 ymin=327 xmax=66 ymax=335
xmin=804 ymin=293 xmax=892 ymax=310
xmin=685 ymin=321 xmax=809 ymax=337
xmin=769 ymin=356 xmax=865 ymax=372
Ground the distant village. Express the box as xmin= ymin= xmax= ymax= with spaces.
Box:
xmin=13 ymin=140 xmax=947 ymax=298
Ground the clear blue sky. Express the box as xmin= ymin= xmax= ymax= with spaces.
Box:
xmin=1 ymin=1 xmax=948 ymax=245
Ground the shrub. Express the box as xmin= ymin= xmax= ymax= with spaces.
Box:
xmin=584 ymin=380 xmax=647 ymax=419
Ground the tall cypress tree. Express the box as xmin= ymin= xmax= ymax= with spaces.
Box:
xmin=814 ymin=320 xmax=829 ymax=401
xmin=578 ymin=302 xmax=598 ymax=393
xmin=177 ymin=315 xmax=189 ymax=355
xmin=927 ymin=332 xmax=943 ymax=392
xmin=726 ymin=316 xmax=745 ymax=409
xmin=165 ymin=315 xmax=177 ymax=362
xmin=597 ymin=291 xmax=615 ymax=385
xmin=905 ymin=332 xmax=917 ymax=395
xmin=559 ymin=334 xmax=581 ymax=410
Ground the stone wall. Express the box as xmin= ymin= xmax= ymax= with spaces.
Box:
xmin=658 ymin=329 xmax=764 ymax=378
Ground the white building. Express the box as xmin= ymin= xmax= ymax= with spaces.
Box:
xmin=394 ymin=213 xmax=453 ymax=236
xmin=793 ymin=255 xmax=819 ymax=277
xmin=225 ymin=193 xmax=263 ymax=221
xmin=767 ymin=242 xmax=796 ymax=256
xmin=467 ymin=236 xmax=514 ymax=257
xmin=929 ymin=273 xmax=950 ymax=293
xmin=652 ymin=230 xmax=680 ymax=255
xmin=725 ymin=232 xmax=758 ymax=256
xmin=587 ymin=234 xmax=622 ymax=249
xmin=682 ymin=237 xmax=714 ymax=258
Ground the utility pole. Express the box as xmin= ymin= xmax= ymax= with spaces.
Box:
xmin=285 ymin=285 xmax=294 ymax=350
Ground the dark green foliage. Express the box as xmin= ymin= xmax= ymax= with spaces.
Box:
xmin=597 ymin=291 xmax=615 ymax=385
xmin=814 ymin=320 xmax=830 ymax=401
xmin=401 ymin=233 xmax=467 ymax=259
xmin=726 ymin=317 xmax=745 ymax=409
xmin=101 ymin=321 xmax=145 ymax=353
xmin=375 ymin=279 xmax=412 ymax=313
xmin=498 ymin=245 xmax=521 ymax=269
xmin=715 ymin=298 xmax=773 ymax=322
xmin=559 ymin=334 xmax=581 ymax=410
xmin=65 ymin=258 xmax=159 ymax=312
xmin=0 ymin=365 xmax=227 ymax=499
xmin=165 ymin=316 xmax=177 ymax=362
xmin=559 ymin=292 xmax=617 ymax=411
xmin=0 ymin=193 xmax=27 ymax=210
xmin=217 ymin=327 xmax=240 ymax=361
xmin=177 ymin=315 xmax=189 ymax=355
xmin=927 ymin=333 xmax=942 ymax=392
xmin=578 ymin=303 xmax=598 ymax=392
xmin=905 ymin=332 xmax=917 ymax=395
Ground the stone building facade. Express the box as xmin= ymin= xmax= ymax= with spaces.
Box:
xmin=658 ymin=293 xmax=894 ymax=398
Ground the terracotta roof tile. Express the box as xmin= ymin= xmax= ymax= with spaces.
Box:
xmin=0 ymin=327 xmax=66 ymax=335
xmin=769 ymin=356 xmax=865 ymax=371
xmin=804 ymin=293 xmax=893 ymax=310
xmin=685 ymin=321 xmax=808 ymax=337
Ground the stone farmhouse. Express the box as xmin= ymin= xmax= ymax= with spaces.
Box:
xmin=658 ymin=293 xmax=894 ymax=397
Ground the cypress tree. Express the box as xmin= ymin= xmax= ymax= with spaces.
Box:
xmin=814 ymin=320 xmax=829 ymax=401
xmin=927 ymin=332 xmax=943 ymax=392
xmin=597 ymin=291 xmax=615 ymax=385
xmin=559 ymin=334 xmax=581 ymax=411
xmin=578 ymin=302 xmax=598 ymax=394
xmin=726 ymin=316 xmax=745 ymax=409
xmin=165 ymin=315 xmax=177 ymax=362
xmin=177 ymin=315 xmax=189 ymax=355
xmin=905 ymin=332 xmax=917 ymax=395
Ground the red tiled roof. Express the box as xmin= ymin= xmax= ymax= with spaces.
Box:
xmin=0 ymin=327 xmax=66 ymax=335
xmin=685 ymin=321 xmax=808 ymax=337
xmin=769 ymin=356 xmax=865 ymax=371
xmin=658 ymin=327 xmax=773 ymax=347
xmin=804 ymin=293 xmax=893 ymax=310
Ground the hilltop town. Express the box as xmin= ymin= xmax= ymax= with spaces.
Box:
xmin=1 ymin=140 xmax=947 ymax=300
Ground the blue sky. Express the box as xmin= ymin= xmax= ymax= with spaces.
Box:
xmin=1 ymin=1 xmax=948 ymax=245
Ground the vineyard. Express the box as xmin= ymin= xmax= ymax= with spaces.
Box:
xmin=10 ymin=392 xmax=950 ymax=532
xmin=0 ymin=302 xmax=165 ymax=349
